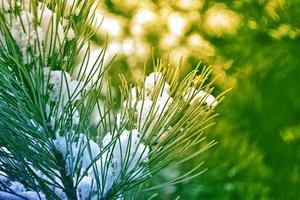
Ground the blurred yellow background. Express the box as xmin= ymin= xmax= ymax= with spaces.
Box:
xmin=87 ymin=0 xmax=300 ymax=199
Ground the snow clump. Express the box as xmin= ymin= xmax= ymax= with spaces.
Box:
xmin=43 ymin=67 xmax=83 ymax=128
xmin=1 ymin=1 xmax=75 ymax=63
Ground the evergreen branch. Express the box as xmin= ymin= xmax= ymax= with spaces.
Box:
xmin=0 ymin=0 xmax=225 ymax=199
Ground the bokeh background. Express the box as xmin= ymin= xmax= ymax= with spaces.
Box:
xmin=88 ymin=0 xmax=300 ymax=199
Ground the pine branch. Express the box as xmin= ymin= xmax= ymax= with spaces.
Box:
xmin=0 ymin=0 xmax=225 ymax=199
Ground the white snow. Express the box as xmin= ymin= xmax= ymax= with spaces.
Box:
xmin=184 ymin=87 xmax=218 ymax=108
xmin=135 ymin=95 xmax=172 ymax=138
xmin=43 ymin=67 xmax=83 ymax=128
xmin=77 ymin=176 xmax=95 ymax=199
xmin=44 ymin=67 xmax=83 ymax=103
xmin=144 ymin=72 xmax=170 ymax=95
xmin=9 ymin=11 xmax=39 ymax=63
xmin=51 ymin=128 xmax=150 ymax=198
xmin=101 ymin=129 xmax=150 ymax=182
xmin=123 ymin=72 xmax=173 ymax=139
xmin=2 ymin=1 xmax=76 ymax=62
xmin=53 ymin=131 xmax=100 ymax=175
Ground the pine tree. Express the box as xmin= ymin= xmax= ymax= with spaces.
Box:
xmin=0 ymin=0 xmax=222 ymax=199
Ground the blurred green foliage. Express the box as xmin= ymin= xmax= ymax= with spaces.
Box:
xmin=94 ymin=0 xmax=300 ymax=199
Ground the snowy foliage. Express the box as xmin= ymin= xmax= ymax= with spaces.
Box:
xmin=0 ymin=0 xmax=75 ymax=63
xmin=130 ymin=72 xmax=173 ymax=139
xmin=43 ymin=67 xmax=83 ymax=128
xmin=0 ymin=0 xmax=220 ymax=199
xmin=184 ymin=87 xmax=218 ymax=108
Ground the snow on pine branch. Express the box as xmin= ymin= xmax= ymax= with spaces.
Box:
xmin=0 ymin=0 xmax=76 ymax=64
xmin=43 ymin=67 xmax=83 ymax=129
xmin=0 ymin=0 xmax=221 ymax=200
